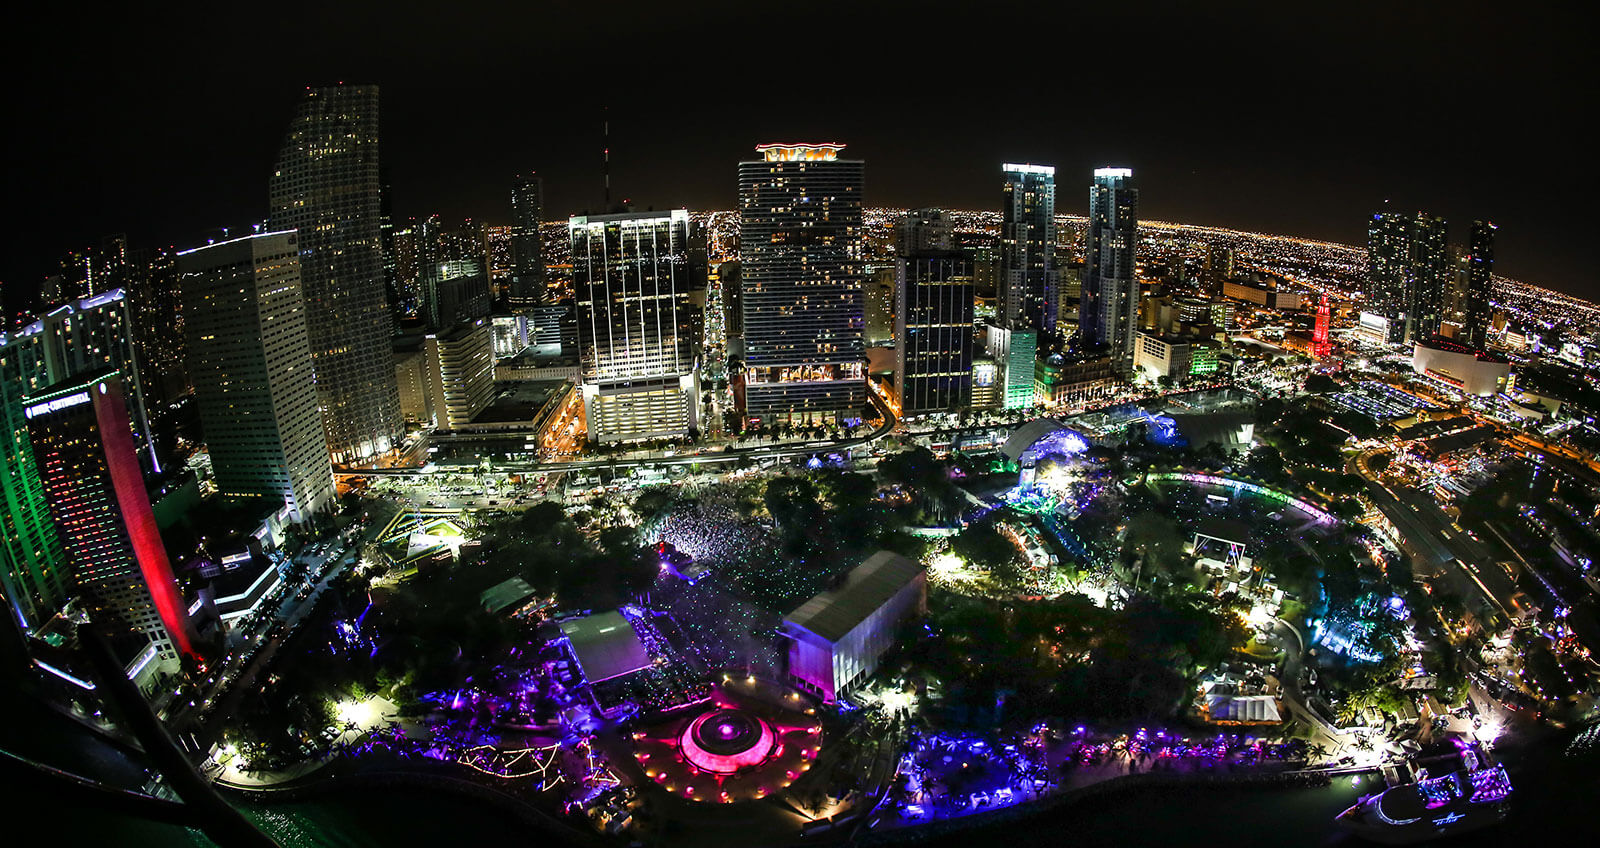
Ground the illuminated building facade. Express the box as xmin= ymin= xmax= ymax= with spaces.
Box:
xmin=269 ymin=84 xmax=402 ymax=463
xmin=0 ymin=336 xmax=68 ymax=634
xmin=999 ymin=164 xmax=1058 ymax=333
xmin=738 ymin=143 xmax=866 ymax=422
xmin=25 ymin=372 xmax=195 ymax=678
xmin=422 ymin=259 xmax=492 ymax=331
xmin=424 ymin=318 xmax=496 ymax=430
xmin=178 ymin=232 xmax=334 ymax=522
xmin=1365 ymin=211 xmax=1450 ymax=345
xmin=509 ymin=174 xmax=545 ymax=308
xmin=570 ymin=210 xmax=700 ymax=442
xmin=1082 ymin=167 xmax=1140 ymax=373
xmin=783 ymin=551 xmax=927 ymax=702
xmin=1462 ymin=220 xmax=1495 ymax=350
xmin=895 ymin=251 xmax=974 ymax=415
xmin=1313 ymin=293 xmax=1332 ymax=358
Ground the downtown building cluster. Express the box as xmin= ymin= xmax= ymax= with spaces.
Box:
xmin=3 ymin=79 xmax=1540 ymax=709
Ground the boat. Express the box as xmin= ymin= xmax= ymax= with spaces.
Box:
xmin=1335 ymin=746 xmax=1511 ymax=844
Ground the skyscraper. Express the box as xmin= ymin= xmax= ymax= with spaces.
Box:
xmin=510 ymin=174 xmax=546 ymax=308
xmin=1409 ymin=213 xmax=1450 ymax=342
xmin=25 ymin=372 xmax=195 ymax=677
xmin=895 ymin=251 xmax=974 ymax=415
xmin=178 ymin=231 xmax=335 ymax=523
xmin=0 ymin=288 xmax=160 ymax=638
xmin=738 ymin=143 xmax=866 ymax=423
xmin=1364 ymin=211 xmax=1452 ymax=344
xmin=1463 ymin=220 xmax=1496 ymax=350
xmin=1082 ymin=167 xmax=1140 ymax=373
xmin=1366 ymin=212 xmax=1411 ymax=342
xmin=269 ymin=84 xmax=402 ymax=463
xmin=570 ymin=209 xmax=701 ymax=442
xmin=0 ymin=332 xmax=68 ymax=635
xmin=998 ymin=164 xmax=1058 ymax=333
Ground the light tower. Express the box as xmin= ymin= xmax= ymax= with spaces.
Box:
xmin=1313 ymin=293 xmax=1332 ymax=359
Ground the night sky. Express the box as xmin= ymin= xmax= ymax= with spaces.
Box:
xmin=5 ymin=2 xmax=1591 ymax=306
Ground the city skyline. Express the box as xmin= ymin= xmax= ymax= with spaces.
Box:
xmin=4 ymin=3 xmax=1590 ymax=305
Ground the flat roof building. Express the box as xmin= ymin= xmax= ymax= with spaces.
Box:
xmin=783 ymin=551 xmax=926 ymax=701
xmin=561 ymin=610 xmax=652 ymax=684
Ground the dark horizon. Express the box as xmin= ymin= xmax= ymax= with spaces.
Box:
xmin=5 ymin=2 xmax=1590 ymax=306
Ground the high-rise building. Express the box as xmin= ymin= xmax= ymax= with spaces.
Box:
xmin=25 ymin=372 xmax=195 ymax=677
xmin=1365 ymin=211 xmax=1452 ymax=345
xmin=1082 ymin=168 xmax=1140 ymax=373
xmin=897 ymin=208 xmax=953 ymax=255
xmin=1204 ymin=244 xmax=1234 ymax=295
xmin=895 ymin=251 xmax=974 ymax=415
xmin=1409 ymin=213 xmax=1450 ymax=342
xmin=510 ymin=174 xmax=546 ymax=308
xmin=1366 ymin=212 xmax=1411 ymax=343
xmin=423 ymin=318 xmax=496 ymax=430
xmin=269 ymin=84 xmax=402 ymax=463
xmin=1462 ymin=220 xmax=1496 ymax=350
xmin=422 ymin=259 xmax=492 ymax=331
xmin=570 ymin=210 xmax=701 ymax=442
xmin=998 ymin=164 xmax=1058 ymax=333
xmin=178 ymin=232 xmax=335 ymax=523
xmin=738 ymin=143 xmax=866 ymax=423
xmin=0 ymin=335 xmax=69 ymax=635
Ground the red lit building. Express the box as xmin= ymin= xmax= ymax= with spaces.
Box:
xmin=24 ymin=371 xmax=195 ymax=689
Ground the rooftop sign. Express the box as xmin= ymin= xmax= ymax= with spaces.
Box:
xmin=756 ymin=143 xmax=845 ymax=162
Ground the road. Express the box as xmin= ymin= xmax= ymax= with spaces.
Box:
xmin=338 ymin=390 xmax=900 ymax=480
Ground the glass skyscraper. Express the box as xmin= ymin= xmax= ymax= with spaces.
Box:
xmin=1 ymin=289 xmax=152 ymax=636
xmin=1365 ymin=210 xmax=1451 ymax=344
xmin=737 ymin=143 xmax=865 ymax=423
xmin=178 ymin=232 xmax=335 ymax=523
xmin=1082 ymin=167 xmax=1140 ymax=373
xmin=895 ymin=251 xmax=974 ymax=415
xmin=509 ymin=174 xmax=545 ymax=308
xmin=1463 ymin=220 xmax=1496 ymax=350
xmin=269 ymin=84 xmax=401 ymax=463
xmin=570 ymin=209 xmax=701 ymax=442
xmin=999 ymin=164 xmax=1058 ymax=333
xmin=25 ymin=372 xmax=195 ymax=678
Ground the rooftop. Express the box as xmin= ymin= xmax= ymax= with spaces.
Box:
xmin=561 ymin=610 xmax=652 ymax=684
xmin=784 ymin=551 xmax=925 ymax=644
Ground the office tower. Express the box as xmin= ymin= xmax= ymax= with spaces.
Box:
xmin=1082 ymin=167 xmax=1140 ymax=373
xmin=121 ymin=246 xmax=190 ymax=408
xmin=998 ymin=164 xmax=1058 ymax=333
xmin=1409 ymin=213 xmax=1450 ymax=341
xmin=986 ymin=326 xmax=1037 ymax=409
xmin=1204 ymin=244 xmax=1234 ymax=295
xmin=178 ymin=232 xmax=335 ymax=523
xmin=897 ymin=208 xmax=953 ymax=255
xmin=737 ymin=143 xmax=866 ymax=422
xmin=422 ymin=259 xmax=492 ymax=331
xmin=1463 ymin=221 xmax=1496 ymax=350
xmin=485 ymin=225 xmax=514 ymax=293
xmin=25 ymin=372 xmax=195 ymax=674
xmin=570 ymin=209 xmax=701 ymax=442
xmin=895 ymin=251 xmax=974 ymax=415
xmin=865 ymin=263 xmax=896 ymax=346
xmin=423 ymin=318 xmax=495 ymax=430
xmin=269 ymin=84 xmax=402 ymax=463
xmin=510 ymin=175 xmax=546 ymax=308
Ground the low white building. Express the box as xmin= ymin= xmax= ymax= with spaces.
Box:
xmin=1411 ymin=338 xmax=1511 ymax=396
xmin=783 ymin=551 xmax=927 ymax=701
